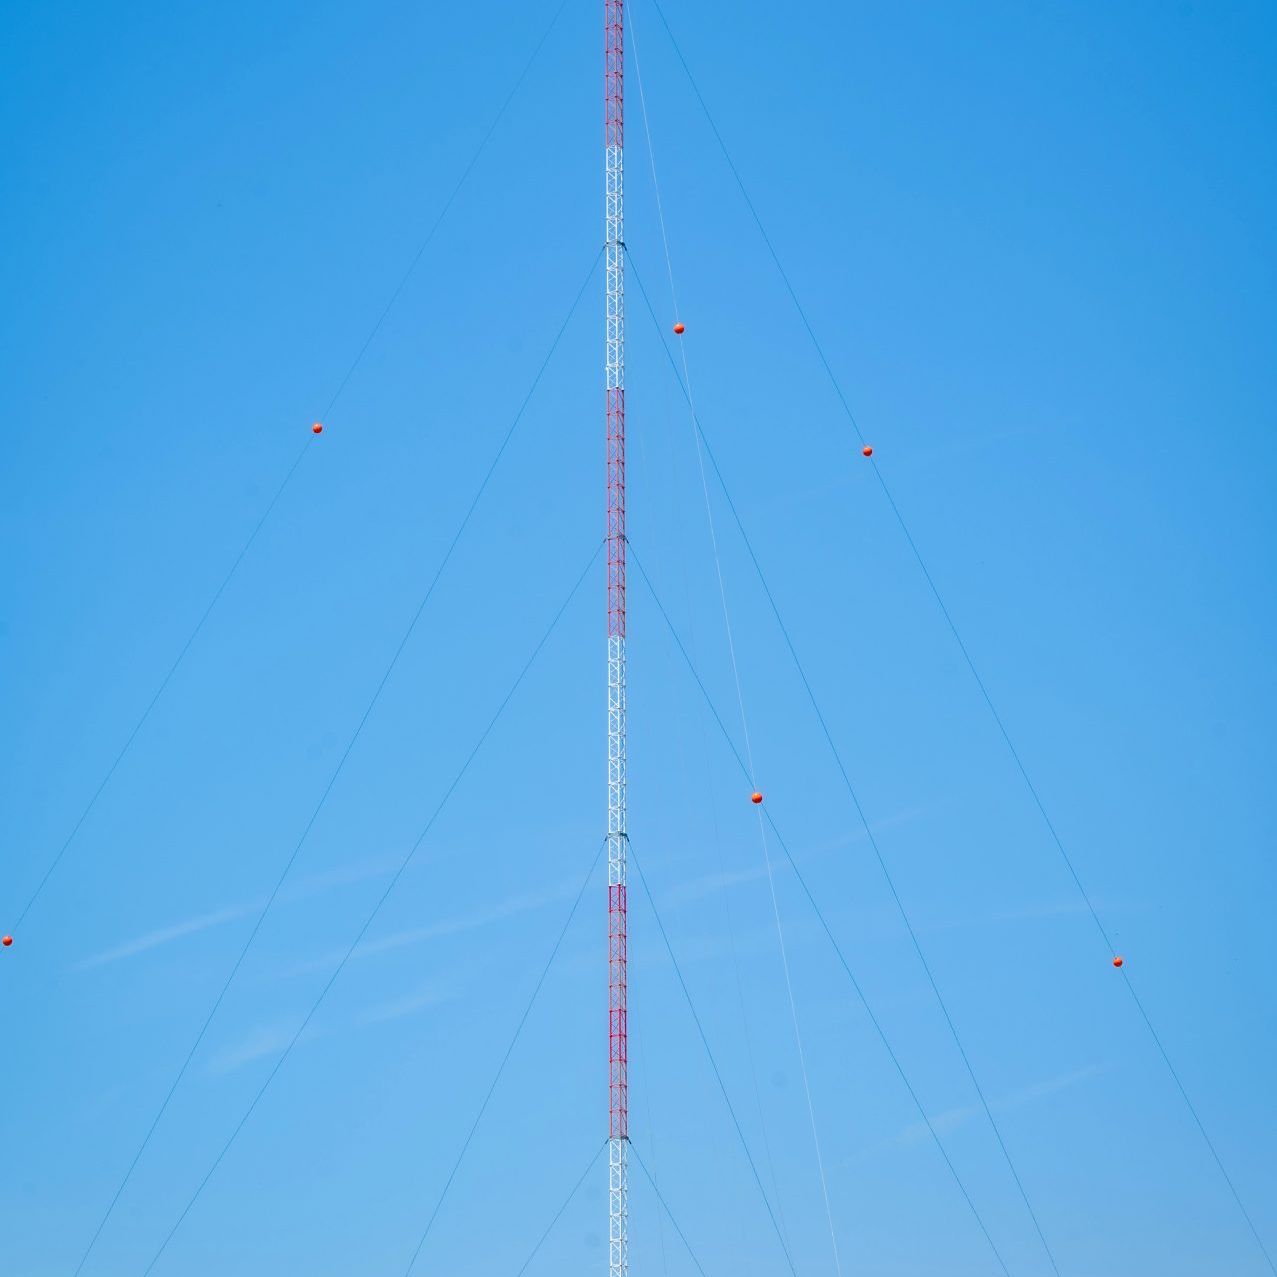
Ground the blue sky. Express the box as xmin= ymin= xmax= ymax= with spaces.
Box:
xmin=2 ymin=1 xmax=1275 ymax=1274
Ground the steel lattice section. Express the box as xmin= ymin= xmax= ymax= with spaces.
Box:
xmin=609 ymin=1136 xmax=629 ymax=1276
xmin=605 ymin=4 xmax=628 ymax=1277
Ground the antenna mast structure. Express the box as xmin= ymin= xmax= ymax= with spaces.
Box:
xmin=604 ymin=3 xmax=629 ymax=1277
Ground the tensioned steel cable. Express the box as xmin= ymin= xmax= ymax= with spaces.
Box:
xmin=8 ymin=0 xmax=572 ymax=939
xmin=629 ymin=542 xmax=1014 ymax=1277
xmin=630 ymin=1143 xmax=712 ymax=1277
xmin=640 ymin=6 xmax=1275 ymax=1271
xmin=398 ymin=839 xmax=607 ymax=1277
xmin=70 ymin=252 xmax=602 ymax=1277
xmin=625 ymin=39 xmax=791 ymax=1236
xmin=627 ymin=251 xmax=1047 ymax=1274
xmin=628 ymin=16 xmax=843 ymax=1273
xmin=319 ymin=0 xmax=573 ymax=419
xmin=628 ymin=252 xmax=1061 ymax=1275
xmin=135 ymin=540 xmax=602 ymax=1276
xmin=12 ymin=444 xmax=307 ymax=934
xmin=627 ymin=937 xmax=672 ymax=1277
xmin=628 ymin=842 xmax=801 ymax=1277
xmin=512 ymin=1143 xmax=606 ymax=1277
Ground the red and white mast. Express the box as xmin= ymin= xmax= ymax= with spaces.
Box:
xmin=604 ymin=3 xmax=628 ymax=1277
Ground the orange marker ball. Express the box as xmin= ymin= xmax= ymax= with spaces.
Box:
xmin=1 ymin=935 xmax=12 ymax=948
xmin=750 ymin=791 xmax=763 ymax=805
xmin=1112 ymin=955 xmax=1124 ymax=968
xmin=673 ymin=322 xmax=685 ymax=335
xmin=862 ymin=445 xmax=873 ymax=457
xmin=311 ymin=422 xmax=323 ymax=435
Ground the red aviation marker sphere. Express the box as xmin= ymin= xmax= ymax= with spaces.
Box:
xmin=2 ymin=935 xmax=12 ymax=947
xmin=750 ymin=791 xmax=763 ymax=805
xmin=1112 ymin=955 xmax=1124 ymax=968
xmin=862 ymin=445 xmax=873 ymax=457
xmin=673 ymin=322 xmax=685 ymax=335
xmin=311 ymin=422 xmax=323 ymax=435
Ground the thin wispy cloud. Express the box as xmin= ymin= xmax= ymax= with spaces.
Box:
xmin=987 ymin=899 xmax=1127 ymax=925
xmin=657 ymin=807 xmax=928 ymax=909
xmin=924 ymin=897 xmax=1138 ymax=937
xmin=887 ymin=1063 xmax=1109 ymax=1150
xmin=280 ymin=876 xmax=583 ymax=978
xmin=208 ymin=1021 xmax=307 ymax=1075
xmin=73 ymin=853 xmax=401 ymax=971
xmin=359 ymin=983 xmax=455 ymax=1025
xmin=360 ymin=885 xmax=569 ymax=954
xmin=662 ymin=862 xmax=771 ymax=908
xmin=74 ymin=902 xmax=260 ymax=970
xmin=291 ymin=855 xmax=401 ymax=898
xmin=788 ymin=806 xmax=928 ymax=861
xmin=208 ymin=983 xmax=458 ymax=1074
